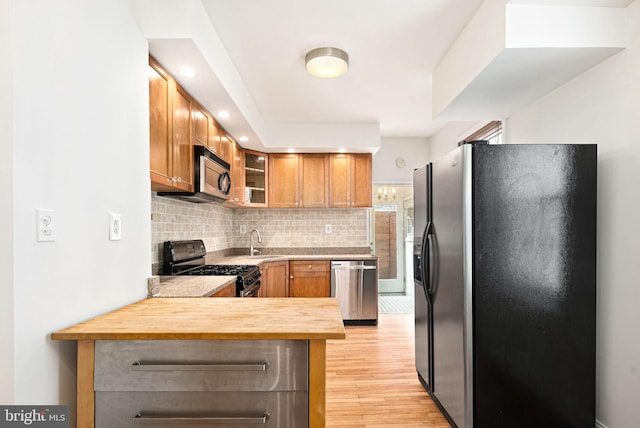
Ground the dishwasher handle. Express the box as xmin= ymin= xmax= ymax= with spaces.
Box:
xmin=331 ymin=261 xmax=377 ymax=270
xmin=331 ymin=265 xmax=377 ymax=270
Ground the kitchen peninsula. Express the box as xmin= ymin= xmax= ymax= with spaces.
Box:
xmin=51 ymin=297 xmax=345 ymax=428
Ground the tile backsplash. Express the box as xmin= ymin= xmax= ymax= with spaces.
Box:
xmin=151 ymin=193 xmax=235 ymax=265
xmin=151 ymin=193 xmax=371 ymax=267
xmin=233 ymin=208 xmax=370 ymax=249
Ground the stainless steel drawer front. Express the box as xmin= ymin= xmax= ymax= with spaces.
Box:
xmin=95 ymin=391 xmax=308 ymax=428
xmin=95 ymin=340 xmax=308 ymax=392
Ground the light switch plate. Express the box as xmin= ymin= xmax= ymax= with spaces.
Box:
xmin=37 ymin=208 xmax=56 ymax=242
xmin=325 ymin=224 xmax=332 ymax=234
xmin=109 ymin=213 xmax=122 ymax=241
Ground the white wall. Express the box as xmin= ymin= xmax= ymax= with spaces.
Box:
xmin=0 ymin=0 xmax=15 ymax=404
xmin=426 ymin=122 xmax=477 ymax=161
xmin=8 ymin=0 xmax=151 ymax=421
xmin=373 ymin=137 xmax=431 ymax=183
xmin=506 ymin=3 xmax=640 ymax=426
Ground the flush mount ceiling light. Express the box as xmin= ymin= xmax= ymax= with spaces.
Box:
xmin=305 ymin=47 xmax=349 ymax=79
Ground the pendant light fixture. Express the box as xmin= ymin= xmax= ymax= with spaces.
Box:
xmin=305 ymin=47 xmax=349 ymax=79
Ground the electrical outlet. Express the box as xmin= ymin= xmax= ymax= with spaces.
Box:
xmin=109 ymin=213 xmax=122 ymax=241
xmin=325 ymin=224 xmax=332 ymax=234
xmin=37 ymin=209 xmax=56 ymax=242
xmin=240 ymin=225 xmax=247 ymax=234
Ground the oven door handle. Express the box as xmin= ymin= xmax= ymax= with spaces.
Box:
xmin=242 ymin=281 xmax=261 ymax=297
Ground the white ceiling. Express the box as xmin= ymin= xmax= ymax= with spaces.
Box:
xmin=200 ymin=0 xmax=484 ymax=140
xmin=144 ymin=0 xmax=633 ymax=153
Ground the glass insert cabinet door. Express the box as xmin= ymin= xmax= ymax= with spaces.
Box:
xmin=244 ymin=151 xmax=267 ymax=205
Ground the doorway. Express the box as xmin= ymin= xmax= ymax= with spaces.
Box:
xmin=372 ymin=184 xmax=413 ymax=295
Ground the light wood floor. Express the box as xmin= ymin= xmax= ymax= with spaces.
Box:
xmin=325 ymin=314 xmax=450 ymax=428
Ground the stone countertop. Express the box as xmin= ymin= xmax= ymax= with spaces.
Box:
xmin=152 ymin=253 xmax=377 ymax=298
xmin=152 ymin=275 xmax=235 ymax=298
xmin=205 ymin=253 xmax=378 ymax=265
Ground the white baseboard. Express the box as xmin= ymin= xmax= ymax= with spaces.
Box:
xmin=596 ymin=420 xmax=608 ymax=428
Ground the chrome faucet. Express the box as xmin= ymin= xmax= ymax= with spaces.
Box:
xmin=249 ymin=228 xmax=262 ymax=257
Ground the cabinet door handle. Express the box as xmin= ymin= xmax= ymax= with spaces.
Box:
xmin=131 ymin=361 xmax=269 ymax=371
xmin=134 ymin=412 xmax=270 ymax=424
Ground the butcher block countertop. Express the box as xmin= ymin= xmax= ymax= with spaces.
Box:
xmin=51 ymin=297 xmax=346 ymax=341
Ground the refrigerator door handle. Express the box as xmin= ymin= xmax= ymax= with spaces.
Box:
xmin=427 ymin=224 xmax=436 ymax=299
xmin=421 ymin=221 xmax=433 ymax=295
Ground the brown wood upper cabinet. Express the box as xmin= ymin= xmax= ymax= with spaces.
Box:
xmin=269 ymin=154 xmax=299 ymax=208
xmin=227 ymin=141 xmax=245 ymax=206
xmin=171 ymin=86 xmax=194 ymax=192
xmin=329 ymin=153 xmax=372 ymax=208
xmin=219 ymin=132 xmax=233 ymax=165
xmin=192 ymin=102 xmax=208 ymax=148
xmin=207 ymin=116 xmax=222 ymax=156
xmin=150 ymin=56 xmax=242 ymax=195
xmin=289 ymin=260 xmax=330 ymax=298
xmin=149 ymin=56 xmax=194 ymax=192
xmin=269 ymin=154 xmax=329 ymax=208
xmin=193 ymin=103 xmax=225 ymax=159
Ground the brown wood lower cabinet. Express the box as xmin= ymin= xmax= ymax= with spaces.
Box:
xmin=289 ymin=261 xmax=330 ymax=298
xmin=210 ymin=283 xmax=235 ymax=297
xmin=261 ymin=261 xmax=290 ymax=297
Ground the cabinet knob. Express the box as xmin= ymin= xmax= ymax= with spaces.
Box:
xmin=308 ymin=265 xmax=312 ymax=269
xmin=290 ymin=275 xmax=293 ymax=279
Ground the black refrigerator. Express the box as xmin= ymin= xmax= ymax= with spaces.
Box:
xmin=413 ymin=142 xmax=596 ymax=428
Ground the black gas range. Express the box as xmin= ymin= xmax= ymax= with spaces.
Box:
xmin=163 ymin=240 xmax=261 ymax=297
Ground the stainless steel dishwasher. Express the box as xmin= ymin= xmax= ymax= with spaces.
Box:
xmin=330 ymin=260 xmax=378 ymax=325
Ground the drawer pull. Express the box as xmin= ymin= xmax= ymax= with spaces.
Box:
xmin=131 ymin=361 xmax=269 ymax=372
xmin=133 ymin=412 xmax=270 ymax=424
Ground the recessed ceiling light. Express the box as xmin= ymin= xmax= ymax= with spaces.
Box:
xmin=239 ymin=136 xmax=249 ymax=142
xmin=218 ymin=111 xmax=231 ymax=119
xmin=287 ymin=148 xmax=295 ymax=153
xmin=179 ymin=67 xmax=197 ymax=78
xmin=338 ymin=148 xmax=347 ymax=153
